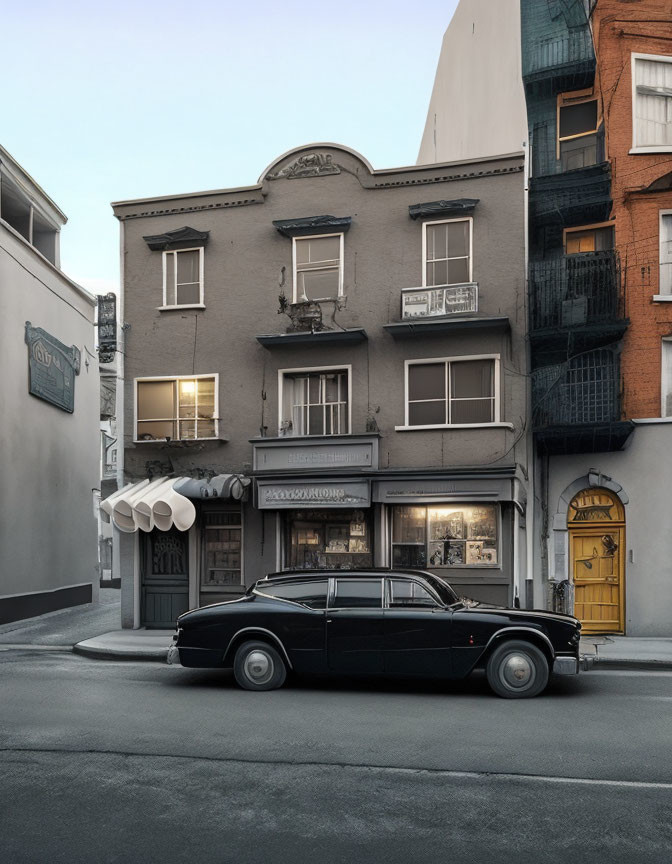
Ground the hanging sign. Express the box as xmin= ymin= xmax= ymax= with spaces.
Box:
xmin=25 ymin=322 xmax=81 ymax=413
xmin=97 ymin=292 xmax=117 ymax=363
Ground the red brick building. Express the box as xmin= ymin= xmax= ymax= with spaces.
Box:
xmin=594 ymin=1 xmax=672 ymax=419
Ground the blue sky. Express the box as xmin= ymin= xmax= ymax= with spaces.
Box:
xmin=3 ymin=0 xmax=457 ymax=294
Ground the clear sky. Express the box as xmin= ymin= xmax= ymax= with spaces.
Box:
xmin=2 ymin=0 xmax=458 ymax=296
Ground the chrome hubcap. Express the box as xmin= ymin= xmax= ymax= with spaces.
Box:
xmin=244 ymin=650 xmax=274 ymax=685
xmin=500 ymin=653 xmax=534 ymax=690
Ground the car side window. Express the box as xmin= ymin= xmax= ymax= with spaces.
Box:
xmin=388 ymin=579 xmax=439 ymax=609
xmin=259 ymin=580 xmax=328 ymax=609
xmin=332 ymin=579 xmax=383 ymax=609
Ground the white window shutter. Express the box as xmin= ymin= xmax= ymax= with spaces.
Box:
xmin=660 ymin=213 xmax=672 ymax=295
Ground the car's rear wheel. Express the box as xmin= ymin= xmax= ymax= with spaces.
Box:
xmin=486 ymin=640 xmax=549 ymax=699
xmin=233 ymin=640 xmax=287 ymax=691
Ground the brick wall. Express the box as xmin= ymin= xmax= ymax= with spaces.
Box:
xmin=594 ymin=0 xmax=672 ymax=419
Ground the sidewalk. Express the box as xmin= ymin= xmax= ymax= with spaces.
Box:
xmin=73 ymin=629 xmax=173 ymax=662
xmin=579 ymin=635 xmax=672 ymax=670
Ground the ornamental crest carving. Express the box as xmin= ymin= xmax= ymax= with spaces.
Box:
xmin=25 ymin=322 xmax=81 ymax=413
xmin=267 ymin=153 xmax=341 ymax=180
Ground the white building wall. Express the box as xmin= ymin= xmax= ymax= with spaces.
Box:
xmin=0 ymin=221 xmax=99 ymax=618
xmin=546 ymin=422 xmax=672 ymax=636
xmin=418 ymin=0 xmax=528 ymax=164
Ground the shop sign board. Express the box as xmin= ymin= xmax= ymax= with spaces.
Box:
xmin=253 ymin=437 xmax=378 ymax=472
xmin=257 ymin=479 xmax=370 ymax=509
xmin=25 ymin=322 xmax=81 ymax=413
xmin=373 ymin=478 xmax=513 ymax=503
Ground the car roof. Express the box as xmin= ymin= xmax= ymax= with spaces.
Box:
xmin=260 ymin=569 xmax=436 ymax=584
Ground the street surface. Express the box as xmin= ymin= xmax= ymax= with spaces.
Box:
xmin=2 ymin=647 xmax=672 ymax=863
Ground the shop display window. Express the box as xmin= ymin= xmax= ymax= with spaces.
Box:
xmin=202 ymin=510 xmax=242 ymax=589
xmin=392 ymin=504 xmax=498 ymax=569
xmin=286 ymin=509 xmax=373 ymax=569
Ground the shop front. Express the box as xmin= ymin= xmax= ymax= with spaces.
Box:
xmin=373 ymin=473 xmax=526 ymax=606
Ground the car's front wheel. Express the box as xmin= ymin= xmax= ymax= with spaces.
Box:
xmin=233 ymin=641 xmax=287 ymax=691
xmin=486 ymin=640 xmax=549 ymax=698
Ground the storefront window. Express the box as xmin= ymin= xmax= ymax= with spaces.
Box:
xmin=392 ymin=504 xmax=498 ymax=568
xmin=286 ymin=509 xmax=373 ymax=569
xmin=202 ymin=511 xmax=242 ymax=589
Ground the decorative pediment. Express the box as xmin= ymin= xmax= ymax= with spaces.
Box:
xmin=267 ymin=152 xmax=341 ymax=180
xmin=409 ymin=199 xmax=479 ymax=220
xmin=272 ymin=215 xmax=352 ymax=238
xmin=143 ymin=226 xmax=210 ymax=251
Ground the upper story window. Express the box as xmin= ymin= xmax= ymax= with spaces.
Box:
xmin=163 ymin=247 xmax=204 ymax=307
xmin=564 ymin=224 xmax=614 ymax=254
xmin=632 ymin=54 xmax=672 ymax=152
xmin=662 ymin=339 xmax=672 ymax=417
xmin=557 ymin=94 xmax=600 ymax=170
xmin=135 ymin=375 xmax=217 ymax=441
xmin=403 ymin=356 xmax=498 ymax=429
xmin=422 ymin=219 xmax=472 ymax=287
xmin=660 ymin=211 xmax=672 ymax=295
xmin=280 ymin=366 xmax=350 ymax=437
xmin=293 ymin=234 xmax=344 ymax=302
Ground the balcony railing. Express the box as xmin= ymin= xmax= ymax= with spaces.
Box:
xmin=528 ymin=162 xmax=611 ymax=226
xmin=401 ymin=283 xmax=478 ymax=320
xmin=522 ymin=28 xmax=595 ymax=90
xmin=530 ymin=251 xmax=622 ymax=331
xmin=532 ymin=348 xmax=621 ymax=429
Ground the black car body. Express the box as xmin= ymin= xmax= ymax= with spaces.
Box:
xmin=168 ymin=569 xmax=586 ymax=698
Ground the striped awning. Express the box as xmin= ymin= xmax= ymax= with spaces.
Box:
xmin=100 ymin=474 xmax=250 ymax=534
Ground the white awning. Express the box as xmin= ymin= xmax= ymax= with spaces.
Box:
xmin=101 ymin=474 xmax=249 ymax=534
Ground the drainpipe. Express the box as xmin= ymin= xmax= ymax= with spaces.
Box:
xmin=523 ymin=136 xmax=535 ymax=609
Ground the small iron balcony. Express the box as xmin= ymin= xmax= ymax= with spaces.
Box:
xmin=401 ymin=283 xmax=478 ymax=319
xmin=532 ymin=348 xmax=633 ymax=453
xmin=530 ymin=251 xmax=622 ymax=331
xmin=522 ymin=28 xmax=595 ymax=94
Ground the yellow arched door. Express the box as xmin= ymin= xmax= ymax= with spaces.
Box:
xmin=568 ymin=489 xmax=625 ymax=634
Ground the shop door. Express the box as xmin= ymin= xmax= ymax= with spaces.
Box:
xmin=568 ymin=489 xmax=625 ymax=634
xmin=142 ymin=528 xmax=190 ymax=629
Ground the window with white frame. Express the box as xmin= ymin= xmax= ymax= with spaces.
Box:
xmin=405 ymin=357 xmax=498 ymax=427
xmin=662 ymin=339 xmax=672 ymax=417
xmin=293 ymin=234 xmax=343 ymax=302
xmin=135 ymin=375 xmax=217 ymax=440
xmin=163 ymin=247 xmax=204 ymax=307
xmin=423 ymin=219 xmax=472 ymax=287
xmin=280 ymin=368 xmax=349 ymax=436
xmin=660 ymin=211 xmax=672 ymax=294
xmin=633 ymin=54 xmax=672 ymax=151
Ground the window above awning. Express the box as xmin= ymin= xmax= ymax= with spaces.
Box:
xmin=100 ymin=474 xmax=249 ymax=533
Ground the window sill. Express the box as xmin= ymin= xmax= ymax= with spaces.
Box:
xmin=629 ymin=147 xmax=672 ymax=155
xmin=133 ymin=436 xmax=224 ymax=444
xmin=157 ymin=304 xmax=206 ymax=311
xmin=395 ymin=422 xmax=514 ymax=432
xmin=652 ymin=295 xmax=672 ymax=302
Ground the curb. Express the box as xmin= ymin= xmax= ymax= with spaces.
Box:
xmin=593 ymin=658 xmax=672 ymax=671
xmin=72 ymin=643 xmax=168 ymax=663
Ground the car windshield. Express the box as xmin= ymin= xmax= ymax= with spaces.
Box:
xmin=419 ymin=572 xmax=460 ymax=606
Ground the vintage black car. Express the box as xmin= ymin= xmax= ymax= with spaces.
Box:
xmin=167 ymin=569 xmax=586 ymax=698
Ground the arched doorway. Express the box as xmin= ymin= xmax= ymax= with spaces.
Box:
xmin=568 ymin=488 xmax=625 ymax=634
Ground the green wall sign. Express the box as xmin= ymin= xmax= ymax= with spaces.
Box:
xmin=25 ymin=322 xmax=81 ymax=413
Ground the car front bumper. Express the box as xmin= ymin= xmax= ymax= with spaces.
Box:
xmin=553 ymin=654 xmax=595 ymax=675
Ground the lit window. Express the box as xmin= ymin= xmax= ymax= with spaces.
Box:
xmin=423 ymin=219 xmax=471 ymax=287
xmin=633 ymin=54 xmax=672 ymax=151
xmin=293 ymin=234 xmax=343 ymax=301
xmin=558 ymin=97 xmax=599 ymax=170
xmin=280 ymin=368 xmax=349 ymax=436
xmin=406 ymin=358 xmax=497 ymax=427
xmin=163 ymin=248 xmax=204 ymax=307
xmin=392 ymin=504 xmax=499 ymax=569
xmin=565 ymin=225 xmax=614 ymax=254
xmin=135 ymin=376 xmax=217 ymax=440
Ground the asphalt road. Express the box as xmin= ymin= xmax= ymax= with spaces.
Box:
xmin=2 ymin=649 xmax=672 ymax=863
